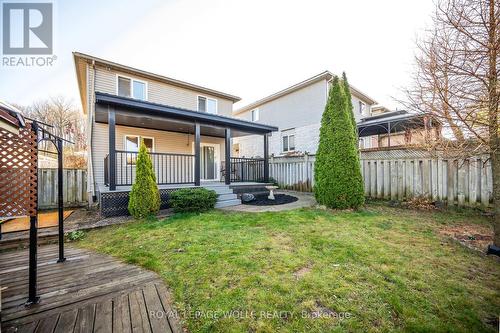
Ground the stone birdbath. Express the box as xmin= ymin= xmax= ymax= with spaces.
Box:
xmin=266 ymin=186 xmax=278 ymax=200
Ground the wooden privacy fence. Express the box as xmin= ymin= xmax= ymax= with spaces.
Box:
xmin=270 ymin=154 xmax=316 ymax=192
xmin=269 ymin=149 xmax=493 ymax=207
xmin=38 ymin=168 xmax=87 ymax=209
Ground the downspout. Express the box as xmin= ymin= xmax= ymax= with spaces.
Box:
xmin=88 ymin=60 xmax=97 ymax=201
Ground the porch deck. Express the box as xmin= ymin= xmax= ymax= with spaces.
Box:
xmin=97 ymin=181 xmax=270 ymax=193
xmin=1 ymin=244 xmax=182 ymax=333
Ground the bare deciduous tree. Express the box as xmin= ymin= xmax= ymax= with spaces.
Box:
xmin=24 ymin=96 xmax=87 ymax=151
xmin=406 ymin=0 xmax=499 ymax=249
xmin=19 ymin=96 xmax=87 ymax=168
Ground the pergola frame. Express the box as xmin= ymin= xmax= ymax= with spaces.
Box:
xmin=357 ymin=112 xmax=439 ymax=147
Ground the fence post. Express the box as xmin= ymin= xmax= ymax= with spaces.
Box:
xmin=57 ymin=138 xmax=66 ymax=263
xmin=270 ymin=155 xmax=274 ymax=183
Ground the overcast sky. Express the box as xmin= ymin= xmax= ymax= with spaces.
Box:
xmin=1 ymin=0 xmax=435 ymax=110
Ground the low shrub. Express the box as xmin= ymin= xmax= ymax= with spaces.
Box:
xmin=169 ymin=188 xmax=217 ymax=213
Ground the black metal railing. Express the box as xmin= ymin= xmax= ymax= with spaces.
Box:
xmin=104 ymin=154 xmax=109 ymax=186
xmin=224 ymin=157 xmax=265 ymax=182
xmin=106 ymin=150 xmax=195 ymax=186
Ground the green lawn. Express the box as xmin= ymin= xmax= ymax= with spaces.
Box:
xmin=78 ymin=204 xmax=499 ymax=333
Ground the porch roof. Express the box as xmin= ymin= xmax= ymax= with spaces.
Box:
xmin=95 ymin=93 xmax=278 ymax=137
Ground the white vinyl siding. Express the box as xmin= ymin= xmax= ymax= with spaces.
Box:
xmin=234 ymin=79 xmax=328 ymax=128
xmin=93 ymin=66 xmax=233 ymax=116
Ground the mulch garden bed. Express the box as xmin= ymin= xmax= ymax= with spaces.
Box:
xmin=243 ymin=194 xmax=298 ymax=206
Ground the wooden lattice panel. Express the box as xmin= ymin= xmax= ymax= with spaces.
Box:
xmin=0 ymin=123 xmax=38 ymax=218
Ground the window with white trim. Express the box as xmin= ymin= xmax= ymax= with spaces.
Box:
xmin=251 ymin=108 xmax=259 ymax=122
xmin=358 ymin=137 xmax=371 ymax=149
xmin=124 ymin=135 xmax=154 ymax=164
xmin=117 ymin=76 xmax=147 ymax=101
xmin=198 ymin=96 xmax=217 ymax=114
xmin=282 ymin=131 xmax=295 ymax=152
xmin=359 ymin=101 xmax=366 ymax=115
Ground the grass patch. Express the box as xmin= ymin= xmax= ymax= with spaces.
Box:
xmin=78 ymin=205 xmax=499 ymax=332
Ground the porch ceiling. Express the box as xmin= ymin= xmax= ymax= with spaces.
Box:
xmin=95 ymin=92 xmax=278 ymax=137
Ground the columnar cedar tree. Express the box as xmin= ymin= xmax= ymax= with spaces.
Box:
xmin=314 ymin=75 xmax=365 ymax=209
xmin=128 ymin=141 xmax=161 ymax=218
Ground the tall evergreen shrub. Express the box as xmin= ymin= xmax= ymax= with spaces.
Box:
xmin=314 ymin=75 xmax=365 ymax=209
xmin=342 ymin=72 xmax=358 ymax=139
xmin=128 ymin=141 xmax=160 ymax=218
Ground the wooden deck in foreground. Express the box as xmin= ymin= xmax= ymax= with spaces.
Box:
xmin=0 ymin=244 xmax=183 ymax=333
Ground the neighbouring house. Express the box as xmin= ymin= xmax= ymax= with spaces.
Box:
xmin=233 ymin=72 xmax=441 ymax=156
xmin=232 ymin=71 xmax=377 ymax=157
xmin=73 ymin=52 xmax=278 ymax=216
xmin=0 ymin=101 xmax=25 ymax=135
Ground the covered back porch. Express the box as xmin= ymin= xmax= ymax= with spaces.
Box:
xmin=96 ymin=93 xmax=278 ymax=191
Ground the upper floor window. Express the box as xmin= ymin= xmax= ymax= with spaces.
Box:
xmin=251 ymin=108 xmax=259 ymax=122
xmin=198 ymin=96 xmax=217 ymax=114
xmin=117 ymin=76 xmax=147 ymax=101
xmin=359 ymin=101 xmax=366 ymax=115
xmin=282 ymin=131 xmax=295 ymax=152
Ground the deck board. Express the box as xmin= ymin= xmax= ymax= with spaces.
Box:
xmin=1 ymin=244 xmax=183 ymax=333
